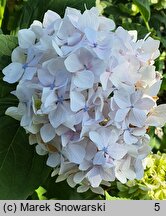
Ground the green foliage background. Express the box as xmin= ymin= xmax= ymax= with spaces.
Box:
xmin=0 ymin=0 xmax=165 ymax=200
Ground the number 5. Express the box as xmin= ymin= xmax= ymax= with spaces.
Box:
xmin=154 ymin=203 xmax=160 ymax=211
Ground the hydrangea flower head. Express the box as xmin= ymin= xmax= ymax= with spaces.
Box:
xmin=3 ymin=7 xmax=166 ymax=195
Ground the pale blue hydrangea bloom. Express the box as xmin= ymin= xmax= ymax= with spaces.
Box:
xmin=3 ymin=6 xmax=166 ymax=194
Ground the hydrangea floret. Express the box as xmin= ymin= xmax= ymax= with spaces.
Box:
xmin=3 ymin=7 xmax=166 ymax=195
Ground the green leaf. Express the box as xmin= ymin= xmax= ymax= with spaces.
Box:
xmin=0 ymin=79 xmax=16 ymax=97
xmin=128 ymin=186 xmax=138 ymax=194
xmin=117 ymin=182 xmax=128 ymax=192
xmin=0 ymin=34 xmax=18 ymax=56
xmin=0 ymin=0 xmax=6 ymax=27
xmin=0 ymin=78 xmax=18 ymax=117
xmin=0 ymin=96 xmax=17 ymax=117
xmin=0 ymin=55 xmax=11 ymax=71
xmin=161 ymin=37 xmax=166 ymax=48
xmin=105 ymin=191 xmax=130 ymax=200
xmin=122 ymin=22 xmax=148 ymax=39
xmin=149 ymin=136 xmax=161 ymax=151
xmin=133 ymin=0 xmax=150 ymax=22
xmin=35 ymin=186 xmax=47 ymax=200
xmin=161 ymin=77 xmax=166 ymax=91
xmin=49 ymin=0 xmax=96 ymax=16
xmin=0 ymin=116 xmax=52 ymax=199
xmin=151 ymin=13 xmax=166 ymax=28
xmin=19 ymin=0 xmax=96 ymax=29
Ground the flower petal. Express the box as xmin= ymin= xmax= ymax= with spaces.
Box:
xmin=100 ymin=72 xmax=110 ymax=90
xmin=108 ymin=143 xmax=127 ymax=160
xmin=114 ymin=89 xmax=131 ymax=108
xmin=70 ymin=91 xmax=85 ymax=112
xmin=49 ymin=105 xmax=68 ymax=128
xmin=22 ymin=67 xmax=37 ymax=81
xmin=86 ymin=166 xmax=102 ymax=188
xmin=5 ymin=106 xmax=23 ymax=121
xmin=128 ymin=108 xmax=146 ymax=127
xmin=78 ymin=10 xmax=99 ymax=31
xmin=65 ymin=53 xmax=83 ymax=72
xmin=135 ymin=97 xmax=155 ymax=110
xmin=40 ymin=123 xmax=56 ymax=143
xmin=77 ymin=185 xmax=89 ymax=193
xmin=43 ymin=10 xmax=61 ymax=28
xmin=73 ymin=70 xmax=94 ymax=89
xmin=74 ymin=172 xmax=85 ymax=183
xmin=93 ymin=151 xmax=106 ymax=165
xmin=91 ymin=186 xmax=104 ymax=195
xmin=115 ymin=108 xmax=130 ymax=122
xmin=84 ymin=28 xmax=97 ymax=44
xmin=124 ymin=130 xmax=138 ymax=144
xmin=64 ymin=143 xmax=85 ymax=164
xmin=18 ymin=29 xmax=36 ymax=49
xmin=146 ymin=104 xmax=166 ymax=127
xmin=46 ymin=153 xmax=60 ymax=168
xmin=3 ymin=63 xmax=23 ymax=83
xmin=79 ymin=160 xmax=91 ymax=171
xmin=38 ymin=68 xmax=54 ymax=86
xmin=89 ymin=131 xmax=103 ymax=150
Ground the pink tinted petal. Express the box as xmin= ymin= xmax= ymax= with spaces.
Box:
xmin=73 ymin=70 xmax=94 ymax=89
